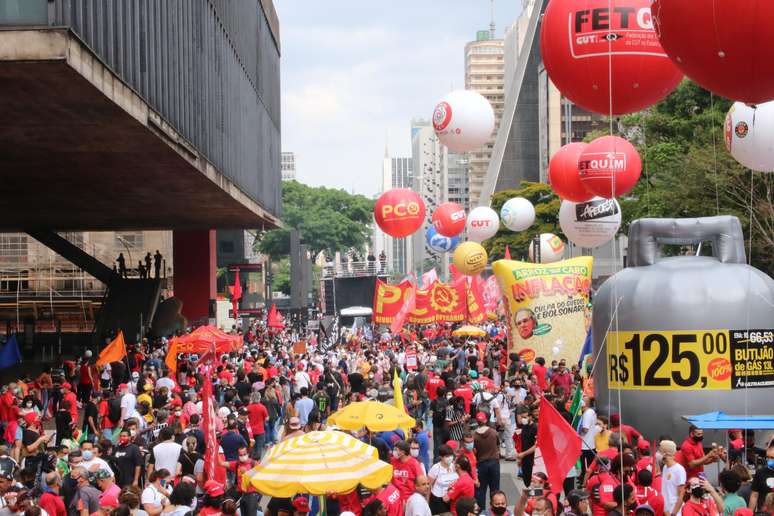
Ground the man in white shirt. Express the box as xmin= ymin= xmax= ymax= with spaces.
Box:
xmin=660 ymin=440 xmax=687 ymax=516
xmin=80 ymin=442 xmax=114 ymax=475
xmin=405 ymin=475 xmax=432 ymax=516
xmin=118 ymin=384 xmax=141 ymax=427
xmin=579 ymin=396 xmax=598 ymax=476
xmin=149 ymin=427 xmax=182 ymax=478
xmin=156 ymin=372 xmax=176 ymax=392
xmin=294 ymin=365 xmax=311 ymax=394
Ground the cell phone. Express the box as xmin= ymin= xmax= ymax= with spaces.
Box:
xmin=529 ymin=488 xmax=544 ymax=497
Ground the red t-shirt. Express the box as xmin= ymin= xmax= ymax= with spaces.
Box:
xmin=39 ymin=491 xmax=66 ymax=516
xmin=219 ymin=370 xmax=234 ymax=385
xmin=478 ymin=377 xmax=495 ymax=392
xmin=680 ymin=437 xmax=706 ymax=478
xmin=79 ymin=364 xmax=93 ymax=385
xmin=426 ymin=377 xmax=443 ymax=401
xmin=612 ymin=424 xmax=642 ymax=446
xmin=550 ymin=371 xmax=572 ymax=393
xmin=453 ymin=386 xmax=474 ymax=414
xmin=98 ymin=400 xmax=114 ymax=429
xmin=588 ymin=472 xmax=620 ymax=516
xmin=226 ymin=459 xmax=258 ymax=493
xmin=376 ymin=485 xmax=403 ymax=516
xmin=462 ymin=449 xmax=478 ymax=482
xmin=246 ymin=402 xmax=268 ymax=436
xmin=390 ymin=457 xmax=424 ymax=502
xmin=680 ymin=499 xmax=717 ymax=516
xmin=63 ymin=391 xmax=78 ymax=424
xmin=533 ymin=363 xmax=548 ymax=391
xmin=447 ymin=472 xmax=475 ymax=515
xmin=336 ymin=490 xmax=363 ymax=516
xmin=635 ymin=486 xmax=665 ymax=516
xmin=0 ymin=391 xmax=14 ymax=422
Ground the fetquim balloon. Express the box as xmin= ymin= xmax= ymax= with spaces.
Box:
xmin=578 ymin=136 xmax=642 ymax=198
xmin=548 ymin=143 xmax=594 ymax=202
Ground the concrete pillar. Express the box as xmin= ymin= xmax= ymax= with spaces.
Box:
xmin=173 ymin=230 xmax=216 ymax=323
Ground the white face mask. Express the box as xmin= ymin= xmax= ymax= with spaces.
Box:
xmin=442 ymin=456 xmax=454 ymax=466
xmin=410 ymin=449 xmax=420 ymax=458
xmin=595 ymin=424 xmax=603 ymax=432
xmin=521 ymin=417 xmax=529 ymax=425
xmin=393 ymin=449 xmax=401 ymax=459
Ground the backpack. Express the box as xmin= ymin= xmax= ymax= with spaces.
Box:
xmin=476 ymin=392 xmax=494 ymax=419
xmin=108 ymin=397 xmax=122 ymax=424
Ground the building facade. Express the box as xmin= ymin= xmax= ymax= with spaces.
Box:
xmin=465 ymin=31 xmax=505 ymax=207
xmin=281 ymin=152 xmax=297 ymax=181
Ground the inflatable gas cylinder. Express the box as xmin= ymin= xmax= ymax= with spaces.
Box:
xmin=593 ymin=216 xmax=774 ymax=439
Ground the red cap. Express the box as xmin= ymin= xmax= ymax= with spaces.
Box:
xmin=170 ymin=398 xmax=183 ymax=407
xmin=476 ymin=412 xmax=488 ymax=424
xmin=637 ymin=438 xmax=650 ymax=450
xmin=204 ymin=480 xmax=225 ymax=497
xmin=118 ymin=383 xmax=128 ymax=391
xmin=297 ymin=364 xmax=304 ymax=370
xmin=445 ymin=440 xmax=459 ymax=451
xmin=293 ymin=496 xmax=310 ymax=513
xmin=61 ymin=382 xmax=72 ymax=390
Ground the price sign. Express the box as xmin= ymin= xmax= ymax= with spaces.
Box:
xmin=606 ymin=330 xmax=732 ymax=390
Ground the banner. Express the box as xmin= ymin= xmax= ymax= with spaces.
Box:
xmin=606 ymin=328 xmax=774 ymax=390
xmin=202 ymin=377 xmax=221 ymax=479
xmin=467 ymin=276 xmax=487 ymax=324
xmin=420 ymin=269 xmax=438 ymax=290
xmin=405 ymin=348 xmax=417 ymax=371
xmin=493 ymin=257 xmax=593 ymax=364
xmin=481 ymin=275 xmax=502 ymax=314
xmin=373 ymin=279 xmax=468 ymax=325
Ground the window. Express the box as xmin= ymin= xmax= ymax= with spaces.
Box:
xmin=0 ymin=234 xmax=27 ymax=264
xmin=115 ymin=232 xmax=143 ymax=249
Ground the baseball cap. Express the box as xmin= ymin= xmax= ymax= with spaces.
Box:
xmin=445 ymin=440 xmax=459 ymax=451
xmin=637 ymin=438 xmax=650 ymax=450
xmin=93 ymin=469 xmax=113 ymax=480
xmin=567 ymin=489 xmax=591 ymax=507
xmin=61 ymin=382 xmax=72 ymax=390
xmin=475 ymin=412 xmax=488 ymax=424
xmin=118 ymin=383 xmax=128 ymax=391
xmin=288 ymin=417 xmax=301 ymax=430
xmin=659 ymin=440 xmax=677 ymax=456
xmin=292 ymin=495 xmax=310 ymax=513
xmin=204 ymin=480 xmax=225 ymax=497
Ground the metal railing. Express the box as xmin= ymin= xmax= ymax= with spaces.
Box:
xmin=321 ymin=261 xmax=387 ymax=279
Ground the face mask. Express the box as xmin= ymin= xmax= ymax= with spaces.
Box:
xmin=130 ymin=430 xmax=137 ymax=437
xmin=393 ymin=449 xmax=401 ymax=459
xmin=767 ymin=458 xmax=774 ymax=470
xmin=239 ymin=455 xmax=250 ymax=462
xmin=119 ymin=437 xmax=130 ymax=445
xmin=82 ymin=450 xmax=94 ymax=460
xmin=410 ymin=449 xmax=420 ymax=458
xmin=446 ymin=393 xmax=453 ymax=399
xmin=595 ymin=424 xmax=603 ymax=432
xmin=691 ymin=487 xmax=705 ymax=499
xmin=692 ymin=435 xmax=704 ymax=443
xmin=175 ymin=411 xmax=182 ymax=417
xmin=61 ymin=454 xmax=68 ymax=462
xmin=442 ymin=456 xmax=454 ymax=466
xmin=521 ymin=418 xmax=529 ymax=425
xmin=464 ymin=442 xmax=475 ymax=451
xmin=25 ymin=402 xmax=32 ymax=408
xmin=491 ymin=507 xmax=507 ymax=515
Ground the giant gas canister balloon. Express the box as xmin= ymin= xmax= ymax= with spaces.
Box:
xmin=373 ymin=188 xmax=426 ymax=238
xmin=559 ymin=197 xmax=622 ymax=248
xmin=548 ymin=143 xmax=594 ymax=202
xmin=426 ymin=225 xmax=460 ymax=253
xmin=725 ymin=101 xmax=774 ymax=172
xmin=465 ymin=206 xmax=500 ymax=243
xmin=652 ymin=0 xmax=774 ymax=104
xmin=593 ymin=216 xmax=774 ymax=440
xmin=432 ymin=202 xmax=466 ymax=237
xmin=432 ymin=90 xmax=495 ymax=153
xmin=540 ymin=0 xmax=683 ymax=115
xmin=578 ymin=136 xmax=642 ymax=198
xmin=500 ymin=197 xmax=536 ymax=232
xmin=452 ymin=241 xmax=488 ymax=276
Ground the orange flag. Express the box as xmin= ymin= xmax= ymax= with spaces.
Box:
xmin=96 ymin=331 xmax=127 ymax=367
xmin=165 ymin=339 xmax=178 ymax=374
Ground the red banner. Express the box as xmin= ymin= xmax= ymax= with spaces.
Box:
xmin=390 ymin=282 xmax=416 ymax=334
xmin=374 ymin=279 xmax=470 ymax=325
xmin=482 ymin=275 xmax=502 ymax=314
xmin=202 ymin=377 xmax=223 ymax=480
xmin=467 ymin=276 xmax=487 ymax=324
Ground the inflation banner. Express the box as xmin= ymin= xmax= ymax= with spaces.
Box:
xmin=606 ymin=329 xmax=774 ymax=390
xmin=492 ymin=257 xmax=593 ymax=364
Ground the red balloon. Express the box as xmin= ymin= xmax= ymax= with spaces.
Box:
xmin=374 ymin=189 xmax=426 ymax=238
xmin=431 ymin=202 xmax=466 ymax=237
xmin=578 ymin=136 xmax=642 ymax=198
xmin=540 ymin=0 xmax=683 ymax=115
xmin=652 ymin=0 xmax=774 ymax=104
xmin=548 ymin=143 xmax=594 ymax=202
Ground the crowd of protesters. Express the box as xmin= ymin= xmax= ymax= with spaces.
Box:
xmin=0 ymin=317 xmax=771 ymax=516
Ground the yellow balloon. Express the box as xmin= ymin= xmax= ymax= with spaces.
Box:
xmin=453 ymin=241 xmax=488 ymax=275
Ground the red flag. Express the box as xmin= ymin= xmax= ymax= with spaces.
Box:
xmin=449 ymin=264 xmax=462 ymax=282
xmin=267 ymin=304 xmax=284 ymax=329
xmin=420 ymin=269 xmax=438 ymax=290
xmin=390 ymin=284 xmax=416 ymax=334
xmin=536 ymin=395 xmax=582 ymax=494
xmin=231 ymin=268 xmax=242 ymax=318
xmin=466 ymin=275 xmax=487 ymax=324
xmin=202 ymin=377 xmax=223 ymax=480
xmin=505 ymin=246 xmax=512 ymax=260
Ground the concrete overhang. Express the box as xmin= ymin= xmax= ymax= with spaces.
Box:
xmin=0 ymin=28 xmax=281 ymax=231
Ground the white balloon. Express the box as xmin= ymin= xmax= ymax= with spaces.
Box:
xmin=559 ymin=197 xmax=622 ymax=248
xmin=500 ymin=197 xmax=536 ymax=232
xmin=725 ymin=101 xmax=774 ymax=172
xmin=552 ymin=346 xmax=561 ymax=356
xmin=528 ymin=233 xmax=565 ymax=263
xmin=466 ymin=206 xmax=500 ymax=243
xmin=432 ymin=90 xmax=495 ymax=153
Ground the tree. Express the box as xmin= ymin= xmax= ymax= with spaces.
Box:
xmin=271 ymin=258 xmax=291 ymax=296
xmin=485 ymin=182 xmax=563 ymax=260
xmin=255 ymin=180 xmax=375 ymax=259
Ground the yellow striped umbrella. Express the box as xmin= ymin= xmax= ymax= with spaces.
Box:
xmin=327 ymin=400 xmax=415 ymax=432
xmin=242 ymin=430 xmax=393 ymax=497
xmin=452 ymin=325 xmax=487 ymax=337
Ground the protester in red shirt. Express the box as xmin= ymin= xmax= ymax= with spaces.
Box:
xmin=444 ymin=455 xmax=475 ymax=516
xmin=61 ymin=383 xmax=78 ymax=427
xmin=246 ymin=392 xmax=269 ymax=459
xmin=680 ymin=426 xmax=721 ymax=479
xmin=635 ymin=470 xmax=665 ymax=516
xmin=587 ymin=458 xmax=622 ymax=516
xmin=39 ymin=471 xmax=67 ymax=516
xmin=610 ymin=414 xmax=643 ymax=446
xmin=532 ymin=358 xmax=548 ymax=392
xmin=680 ymin=478 xmax=721 ymax=516
xmin=549 ymin=360 xmax=572 ymax=396
xmin=426 ymin=376 xmax=444 ymax=401
xmin=453 ymin=379 xmax=474 ymax=415
xmin=390 ymin=440 xmax=425 ymax=503
xmin=373 ymin=484 xmax=403 ymax=516
xmin=221 ymin=446 xmax=261 ymax=516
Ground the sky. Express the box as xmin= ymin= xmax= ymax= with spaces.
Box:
xmin=275 ymin=1 xmax=524 ymax=197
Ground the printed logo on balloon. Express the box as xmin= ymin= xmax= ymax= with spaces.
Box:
xmin=465 ymin=206 xmax=500 ymax=243
xmin=578 ymin=136 xmax=642 ymax=198
xmin=432 ymin=90 xmax=495 ymax=153
xmin=374 ymin=188 xmax=426 ymax=238
xmin=431 ymin=202 xmax=466 ymax=237
xmin=560 ymin=197 xmax=622 ymax=248
xmin=724 ymin=101 xmax=774 ymax=173
xmin=426 ymin=226 xmax=460 ymax=254
xmin=500 ymin=197 xmax=536 ymax=232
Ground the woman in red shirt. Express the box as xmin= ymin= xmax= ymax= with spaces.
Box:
xmin=444 ymin=456 xmax=475 ymax=515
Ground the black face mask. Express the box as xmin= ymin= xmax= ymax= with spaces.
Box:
xmin=491 ymin=507 xmax=507 ymax=515
xmin=691 ymin=487 xmax=705 ymax=499
xmin=692 ymin=435 xmax=704 ymax=443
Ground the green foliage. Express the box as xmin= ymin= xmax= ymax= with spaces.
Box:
xmin=272 ymin=258 xmax=291 ymax=296
xmin=256 ymin=180 xmax=376 ymax=259
xmin=486 ymin=182 xmax=563 ymax=261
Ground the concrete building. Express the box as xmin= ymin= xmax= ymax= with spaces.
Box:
xmin=373 ymin=149 xmax=414 ymax=276
xmin=281 ymin=152 xmax=297 ymax=181
xmin=465 ymin=31 xmax=505 ymax=206
xmin=0 ymin=0 xmax=282 ymax=346
xmin=447 ymin=153 xmax=470 ymax=211
xmin=411 ymin=119 xmax=450 ymax=277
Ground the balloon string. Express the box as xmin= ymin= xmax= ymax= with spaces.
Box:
xmin=743 ymin=168 xmax=755 ymax=432
xmin=710 ymin=93 xmax=720 ymax=215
